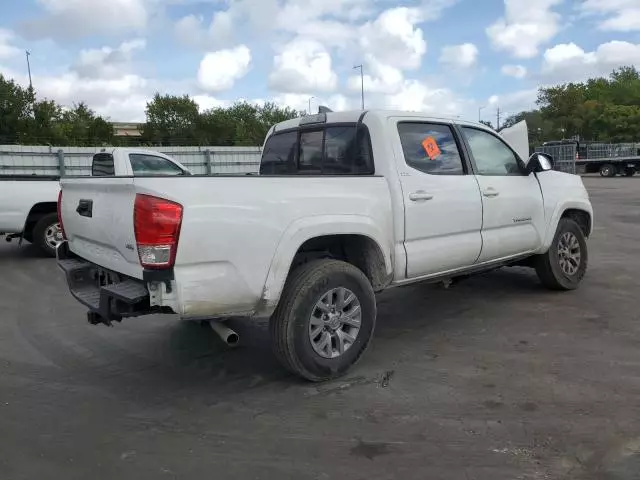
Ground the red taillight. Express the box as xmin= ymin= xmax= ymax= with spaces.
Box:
xmin=57 ymin=190 xmax=67 ymax=240
xmin=134 ymin=194 xmax=183 ymax=269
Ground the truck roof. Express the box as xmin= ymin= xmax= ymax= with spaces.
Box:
xmin=271 ymin=109 xmax=491 ymax=133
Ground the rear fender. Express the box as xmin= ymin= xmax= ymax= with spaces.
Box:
xmin=258 ymin=215 xmax=393 ymax=316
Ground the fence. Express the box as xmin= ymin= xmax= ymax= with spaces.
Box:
xmin=579 ymin=143 xmax=640 ymax=160
xmin=0 ymin=145 xmax=263 ymax=176
xmin=534 ymin=144 xmax=577 ymax=174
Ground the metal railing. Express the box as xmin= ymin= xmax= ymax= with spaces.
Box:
xmin=0 ymin=145 xmax=263 ymax=176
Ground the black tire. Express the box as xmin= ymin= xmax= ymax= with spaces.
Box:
xmin=599 ymin=164 xmax=615 ymax=177
xmin=32 ymin=213 xmax=61 ymax=257
xmin=624 ymin=168 xmax=636 ymax=177
xmin=270 ymin=259 xmax=376 ymax=382
xmin=535 ymin=218 xmax=588 ymax=291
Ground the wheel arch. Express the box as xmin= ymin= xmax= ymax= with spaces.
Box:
xmin=257 ymin=216 xmax=393 ymax=317
xmin=541 ymin=202 xmax=593 ymax=252
xmin=561 ymin=208 xmax=592 ymax=238
xmin=22 ymin=202 xmax=58 ymax=241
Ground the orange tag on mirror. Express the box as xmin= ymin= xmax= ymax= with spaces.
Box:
xmin=422 ymin=136 xmax=441 ymax=160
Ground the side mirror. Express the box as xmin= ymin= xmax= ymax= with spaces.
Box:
xmin=528 ymin=152 xmax=554 ymax=173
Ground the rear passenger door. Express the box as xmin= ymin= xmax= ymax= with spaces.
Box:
xmin=392 ymin=120 xmax=483 ymax=278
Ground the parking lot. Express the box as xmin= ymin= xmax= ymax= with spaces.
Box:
xmin=1 ymin=177 xmax=639 ymax=480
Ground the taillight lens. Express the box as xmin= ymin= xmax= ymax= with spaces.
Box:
xmin=57 ymin=190 xmax=67 ymax=240
xmin=134 ymin=194 xmax=183 ymax=269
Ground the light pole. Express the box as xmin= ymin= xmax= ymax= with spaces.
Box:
xmin=478 ymin=106 xmax=485 ymax=122
xmin=25 ymin=50 xmax=33 ymax=91
xmin=308 ymin=96 xmax=315 ymax=114
xmin=353 ymin=65 xmax=364 ymax=110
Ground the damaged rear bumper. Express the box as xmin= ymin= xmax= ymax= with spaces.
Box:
xmin=57 ymin=242 xmax=170 ymax=325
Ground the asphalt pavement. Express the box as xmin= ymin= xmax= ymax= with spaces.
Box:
xmin=1 ymin=177 xmax=639 ymax=480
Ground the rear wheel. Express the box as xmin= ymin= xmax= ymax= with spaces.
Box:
xmin=270 ymin=259 xmax=376 ymax=382
xmin=535 ymin=218 xmax=588 ymax=290
xmin=33 ymin=213 xmax=62 ymax=257
xmin=599 ymin=164 xmax=616 ymax=177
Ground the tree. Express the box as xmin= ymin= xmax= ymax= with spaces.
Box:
xmin=141 ymin=96 xmax=300 ymax=146
xmin=532 ymin=66 xmax=640 ymax=143
xmin=0 ymin=74 xmax=35 ymax=144
xmin=141 ymin=93 xmax=201 ymax=145
xmin=0 ymin=74 xmax=114 ymax=146
xmin=58 ymin=102 xmax=114 ymax=146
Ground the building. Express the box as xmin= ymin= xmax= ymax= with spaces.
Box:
xmin=112 ymin=122 xmax=143 ymax=138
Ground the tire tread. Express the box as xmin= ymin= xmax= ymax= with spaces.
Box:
xmin=270 ymin=259 xmax=374 ymax=382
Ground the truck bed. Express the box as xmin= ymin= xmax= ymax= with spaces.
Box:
xmin=60 ymin=175 xmax=395 ymax=318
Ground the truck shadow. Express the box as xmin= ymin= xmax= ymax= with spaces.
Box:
xmin=98 ymin=267 xmax=546 ymax=402
xmin=0 ymin=242 xmax=51 ymax=260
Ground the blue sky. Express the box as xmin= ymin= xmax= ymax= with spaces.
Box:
xmin=0 ymin=0 xmax=639 ymax=122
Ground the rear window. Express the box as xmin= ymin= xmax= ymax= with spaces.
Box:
xmin=259 ymin=124 xmax=374 ymax=176
xmin=129 ymin=154 xmax=184 ymax=176
xmin=92 ymin=153 xmax=115 ymax=176
xmin=260 ymin=131 xmax=298 ymax=175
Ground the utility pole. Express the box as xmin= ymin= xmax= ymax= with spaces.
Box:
xmin=478 ymin=106 xmax=485 ymax=122
xmin=496 ymin=107 xmax=501 ymax=130
xmin=25 ymin=50 xmax=33 ymax=91
xmin=308 ymin=96 xmax=315 ymax=114
xmin=353 ymin=64 xmax=364 ymax=110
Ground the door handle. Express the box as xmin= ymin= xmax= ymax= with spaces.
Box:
xmin=409 ymin=191 xmax=434 ymax=202
xmin=482 ymin=190 xmax=500 ymax=198
xmin=76 ymin=199 xmax=93 ymax=218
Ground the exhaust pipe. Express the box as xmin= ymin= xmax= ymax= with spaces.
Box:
xmin=208 ymin=320 xmax=240 ymax=347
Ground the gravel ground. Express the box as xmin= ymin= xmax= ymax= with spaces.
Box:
xmin=1 ymin=176 xmax=639 ymax=480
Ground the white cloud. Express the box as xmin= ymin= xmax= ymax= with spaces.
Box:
xmin=359 ymin=7 xmax=427 ymax=70
xmin=579 ymin=0 xmax=640 ymax=32
xmin=174 ymin=10 xmax=236 ymax=50
xmin=2 ymin=63 xmax=151 ymax=121
xmin=501 ymin=64 xmax=528 ymax=79
xmin=273 ymin=93 xmax=351 ymax=113
xmin=0 ymin=29 xmax=20 ymax=60
xmin=383 ymin=79 xmax=469 ymax=116
xmin=487 ymin=88 xmax=538 ymax=116
xmin=72 ymin=39 xmax=146 ymax=79
xmin=541 ymin=41 xmax=640 ymax=83
xmin=22 ymin=0 xmax=150 ymax=39
xmin=197 ymin=45 xmax=252 ymax=92
xmin=439 ymin=43 xmax=479 ymax=69
xmin=193 ymin=95 xmax=229 ymax=112
xmin=268 ymin=38 xmax=338 ymax=93
xmin=348 ymin=59 xmax=404 ymax=95
xmin=487 ymin=0 xmax=562 ymax=59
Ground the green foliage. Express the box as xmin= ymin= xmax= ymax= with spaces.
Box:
xmin=0 ymin=75 xmax=36 ymax=144
xmin=505 ymin=66 xmax=640 ymax=147
xmin=0 ymin=74 xmax=114 ymax=145
xmin=7 ymin=66 xmax=638 ymax=148
xmin=141 ymin=96 xmax=301 ymax=146
xmin=0 ymin=75 xmax=299 ymax=146
xmin=141 ymin=93 xmax=200 ymax=146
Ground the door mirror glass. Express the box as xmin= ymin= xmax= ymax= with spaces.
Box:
xmin=528 ymin=153 xmax=554 ymax=173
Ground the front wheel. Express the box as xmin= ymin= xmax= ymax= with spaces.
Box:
xmin=535 ymin=218 xmax=588 ymax=290
xmin=270 ymin=259 xmax=376 ymax=382
xmin=33 ymin=213 xmax=63 ymax=257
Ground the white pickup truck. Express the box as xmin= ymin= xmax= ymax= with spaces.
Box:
xmin=0 ymin=148 xmax=189 ymax=256
xmin=57 ymin=110 xmax=593 ymax=381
